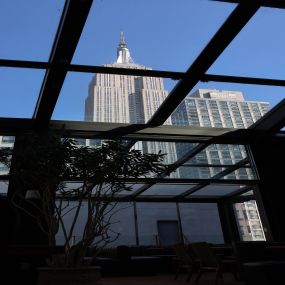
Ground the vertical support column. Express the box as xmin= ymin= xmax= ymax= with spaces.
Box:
xmin=217 ymin=201 xmax=240 ymax=244
xmin=176 ymin=202 xmax=184 ymax=244
xmin=250 ymin=139 xmax=285 ymax=240
xmin=252 ymin=186 xmax=273 ymax=241
xmin=133 ymin=201 xmax=139 ymax=246
xmin=7 ymin=134 xmax=48 ymax=245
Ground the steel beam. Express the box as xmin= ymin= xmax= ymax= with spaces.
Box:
xmin=33 ymin=0 xmax=93 ymax=128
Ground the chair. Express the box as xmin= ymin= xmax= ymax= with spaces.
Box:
xmin=173 ymin=244 xmax=198 ymax=282
xmin=191 ymin=242 xmax=239 ymax=285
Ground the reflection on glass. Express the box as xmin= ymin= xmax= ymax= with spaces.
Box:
xmin=241 ymin=190 xmax=254 ymax=196
xmin=182 ymin=144 xmax=247 ymax=166
xmin=233 ymin=200 xmax=266 ymax=241
xmin=56 ymin=201 xmax=136 ymax=246
xmin=179 ymin=203 xmax=224 ymax=244
xmin=222 ymin=167 xmax=256 ymax=180
xmin=190 ymin=184 xmax=246 ymax=197
xmin=141 ymin=183 xmax=196 ymax=196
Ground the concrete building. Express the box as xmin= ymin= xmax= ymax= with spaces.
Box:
xmin=171 ymin=89 xmax=269 ymax=241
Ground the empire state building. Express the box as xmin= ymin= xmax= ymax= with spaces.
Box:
xmin=85 ymin=33 xmax=177 ymax=168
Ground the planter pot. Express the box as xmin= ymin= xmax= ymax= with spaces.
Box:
xmin=38 ymin=266 xmax=101 ymax=285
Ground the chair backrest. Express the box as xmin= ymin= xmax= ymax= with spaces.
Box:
xmin=116 ymin=245 xmax=130 ymax=260
xmin=173 ymin=244 xmax=193 ymax=264
xmin=191 ymin=242 xmax=219 ymax=267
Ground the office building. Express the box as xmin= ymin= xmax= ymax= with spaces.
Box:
xmin=172 ymin=89 xmax=269 ymax=240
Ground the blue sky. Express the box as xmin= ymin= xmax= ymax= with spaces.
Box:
xmin=0 ymin=0 xmax=285 ymax=122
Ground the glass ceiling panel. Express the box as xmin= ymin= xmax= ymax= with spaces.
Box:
xmin=189 ymin=184 xmax=246 ymax=197
xmin=0 ymin=0 xmax=65 ymax=61
xmin=208 ymin=7 xmax=285 ymax=79
xmin=116 ymin=183 xmax=145 ymax=196
xmin=0 ymin=68 xmax=45 ymax=118
xmin=140 ymin=183 xmax=197 ymax=196
xmin=52 ymin=72 xmax=177 ymax=122
xmin=222 ymin=167 xmax=256 ymax=180
xmin=61 ymin=182 xmax=143 ymax=197
xmin=182 ymin=144 xmax=247 ymax=166
xmin=168 ymin=165 xmax=255 ymax=180
xmin=240 ymin=190 xmax=254 ymax=196
xmin=166 ymin=166 xmax=225 ymax=179
xmin=170 ymin=82 xmax=284 ymax=131
xmin=132 ymin=141 xmax=197 ymax=167
xmin=71 ymin=0 xmax=236 ymax=71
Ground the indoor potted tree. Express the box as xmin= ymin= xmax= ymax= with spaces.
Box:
xmin=0 ymin=131 xmax=167 ymax=284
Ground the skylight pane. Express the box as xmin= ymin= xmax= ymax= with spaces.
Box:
xmin=71 ymin=0 xmax=236 ymax=71
xmin=0 ymin=68 xmax=45 ymax=118
xmin=190 ymin=184 xmax=246 ymax=197
xmin=141 ymin=183 xmax=196 ymax=196
xmin=208 ymin=7 xmax=285 ymax=79
xmin=0 ymin=0 xmax=65 ymax=61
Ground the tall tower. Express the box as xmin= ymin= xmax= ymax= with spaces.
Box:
xmin=85 ymin=33 xmax=177 ymax=167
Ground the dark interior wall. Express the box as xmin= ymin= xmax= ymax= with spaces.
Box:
xmin=250 ymin=138 xmax=285 ymax=240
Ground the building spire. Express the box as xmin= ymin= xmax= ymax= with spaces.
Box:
xmin=116 ymin=32 xmax=133 ymax=64
xmin=119 ymin=32 xmax=126 ymax=48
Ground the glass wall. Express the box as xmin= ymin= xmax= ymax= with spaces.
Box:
xmin=106 ymin=202 xmax=136 ymax=246
xmin=179 ymin=203 xmax=224 ymax=244
xmin=56 ymin=200 xmax=227 ymax=246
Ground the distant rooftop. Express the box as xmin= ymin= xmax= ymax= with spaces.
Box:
xmin=190 ymin=89 xmax=245 ymax=101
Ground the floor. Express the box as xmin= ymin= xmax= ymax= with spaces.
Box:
xmin=100 ymin=273 xmax=245 ymax=285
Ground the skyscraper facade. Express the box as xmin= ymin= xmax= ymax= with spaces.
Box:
xmin=171 ymin=89 xmax=269 ymax=241
xmin=85 ymin=33 xmax=177 ymax=167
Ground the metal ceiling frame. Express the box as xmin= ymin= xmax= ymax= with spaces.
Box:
xmin=3 ymin=58 xmax=285 ymax=88
xmin=32 ymin=0 xmax=93 ymax=128
xmin=2 ymin=0 xmax=285 ymax=202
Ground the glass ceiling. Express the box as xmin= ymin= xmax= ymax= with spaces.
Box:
xmin=0 ymin=0 xmax=284 ymax=201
